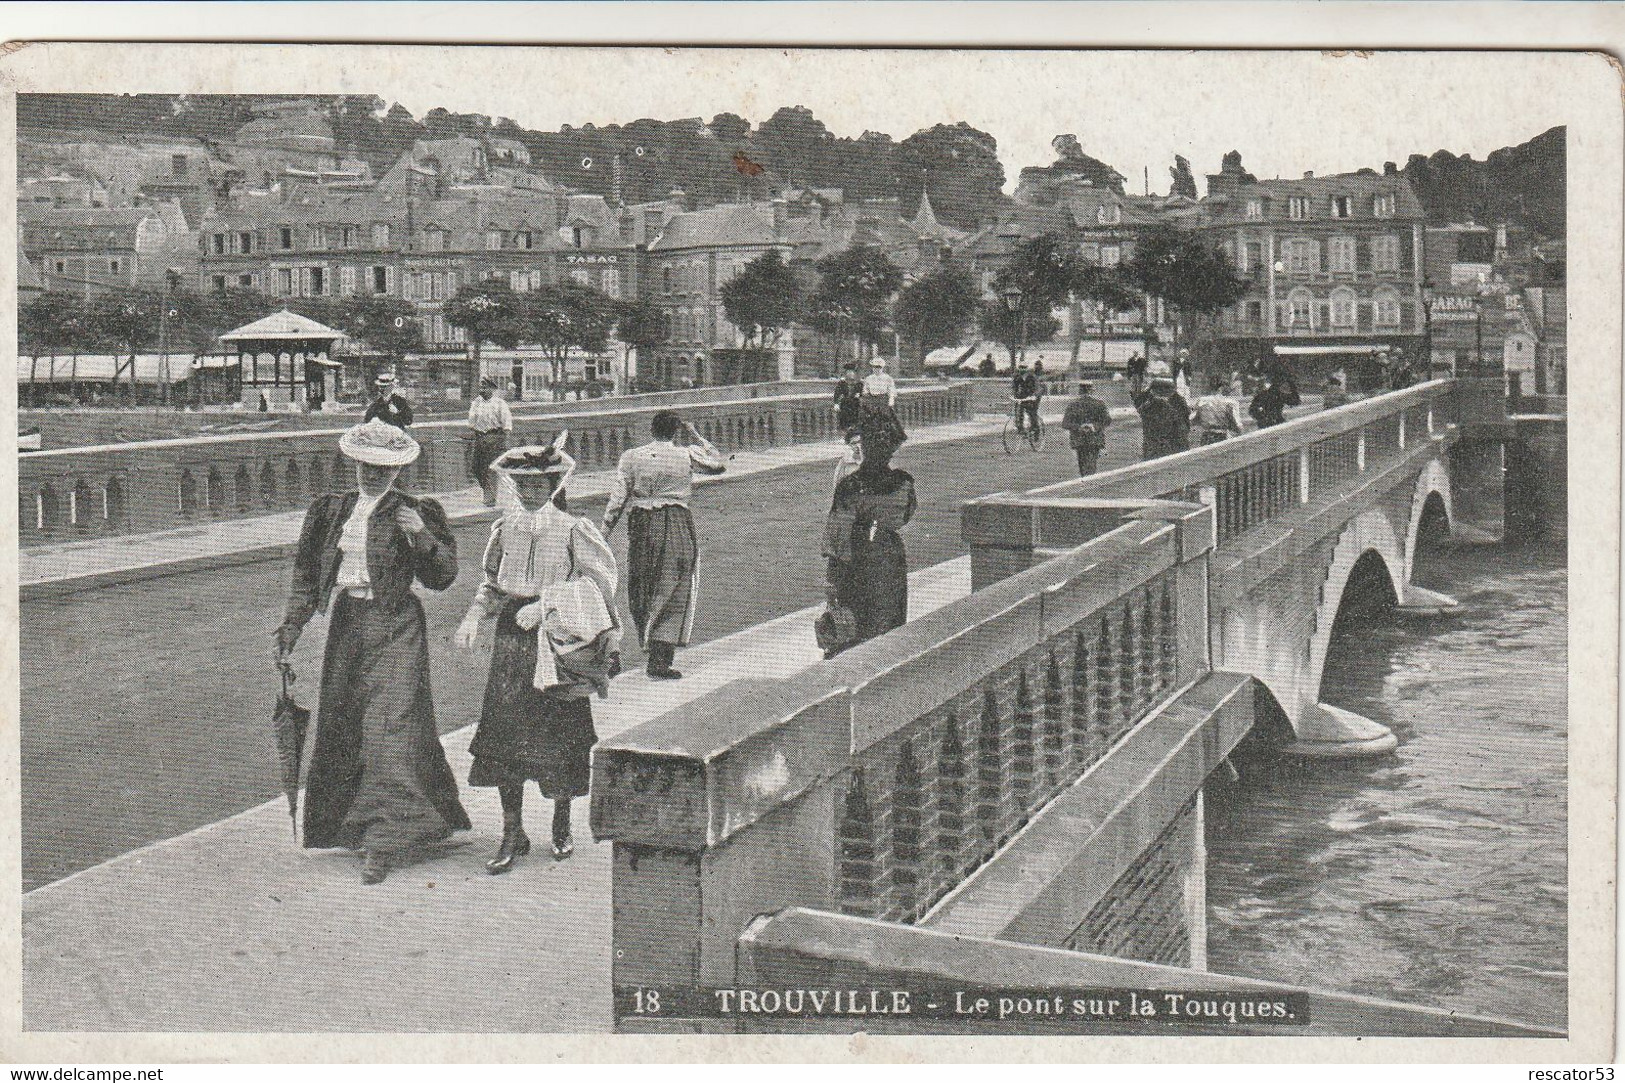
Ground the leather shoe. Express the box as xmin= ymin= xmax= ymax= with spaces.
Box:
xmin=551 ymin=834 xmax=574 ymax=861
xmin=486 ymin=826 xmax=531 ymax=875
xmin=647 ymin=665 xmax=683 ymax=680
xmin=361 ymin=851 xmax=389 ymax=885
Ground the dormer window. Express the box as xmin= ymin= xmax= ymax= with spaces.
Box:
xmin=1288 ymin=197 xmax=1311 ymax=220
xmin=1330 ymin=195 xmax=1353 ymax=219
xmin=1373 ymin=194 xmax=1395 ymax=218
xmin=1245 ymin=199 xmax=1263 ymax=220
xmin=1097 ymin=203 xmax=1121 ymax=225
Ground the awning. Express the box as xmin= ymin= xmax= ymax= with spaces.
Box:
xmin=1273 ymin=344 xmax=1386 ymax=356
xmin=924 ymin=343 xmax=976 ymax=369
xmin=220 ymin=309 xmax=347 ymax=343
xmin=16 ymin=354 xmax=204 ymax=384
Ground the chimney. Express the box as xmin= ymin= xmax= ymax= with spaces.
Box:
xmin=1383 ymin=161 xmax=1398 ymax=176
xmin=771 ymin=197 xmax=787 ymax=242
xmin=668 ymin=187 xmax=686 ymax=210
xmin=1496 ymin=223 xmax=1508 ymax=253
xmin=611 ymin=153 xmax=624 ymax=207
xmin=1302 ymin=170 xmax=1314 ymax=179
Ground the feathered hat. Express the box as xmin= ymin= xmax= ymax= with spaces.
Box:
xmin=338 ymin=418 xmax=420 ymax=467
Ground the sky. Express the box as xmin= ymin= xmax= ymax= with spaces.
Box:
xmin=358 ymin=49 xmax=1576 ymax=194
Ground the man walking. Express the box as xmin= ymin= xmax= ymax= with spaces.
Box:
xmin=467 ymin=376 xmax=514 ymax=506
xmin=1248 ymin=372 xmax=1294 ymax=429
xmin=833 ymin=363 xmax=863 ymax=432
xmin=1011 ymin=361 xmax=1042 ymax=434
xmin=1133 ymin=369 xmax=1191 ymax=461
xmin=1190 ymin=374 xmax=1243 ymax=445
xmin=601 ymin=410 xmax=726 ymax=680
xmin=1060 ymin=379 xmax=1112 ymax=477
xmin=363 ymin=371 xmax=414 ymax=430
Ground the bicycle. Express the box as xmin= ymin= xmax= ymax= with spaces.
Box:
xmin=1001 ymin=397 xmax=1045 ymax=454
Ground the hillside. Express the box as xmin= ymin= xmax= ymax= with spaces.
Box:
xmin=16 ymin=96 xmax=1564 ymax=238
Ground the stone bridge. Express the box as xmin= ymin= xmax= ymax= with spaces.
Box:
xmin=591 ymin=377 xmax=1554 ymax=1036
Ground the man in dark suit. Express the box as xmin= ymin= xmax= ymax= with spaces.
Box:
xmin=363 ymin=371 xmax=414 ymax=429
xmin=1060 ymin=379 xmax=1112 ymax=476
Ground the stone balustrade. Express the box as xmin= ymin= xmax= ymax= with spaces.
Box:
xmin=18 ymin=382 xmax=969 ymax=543
xmin=591 ymin=499 xmax=1215 ymax=1026
xmin=965 ymin=379 xmax=1460 ymax=588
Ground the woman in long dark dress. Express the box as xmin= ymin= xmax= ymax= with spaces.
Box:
xmin=455 ymin=437 xmax=619 ymax=873
xmin=823 ymin=417 xmax=918 ymax=648
xmin=274 ymin=419 xmax=470 ymax=885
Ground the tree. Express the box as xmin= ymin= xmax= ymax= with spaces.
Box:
xmin=892 ymin=263 xmax=980 ymax=366
xmin=977 ymin=300 xmax=1059 ymax=368
xmin=709 ymin=112 xmax=751 ymax=144
xmin=329 ymin=296 xmax=424 ymax=357
xmin=1126 ymin=225 xmax=1249 ymax=362
xmin=445 ymin=279 xmax=525 ymax=366
xmin=987 ymin=233 xmax=1082 ymax=364
xmin=520 ymin=283 xmax=619 ymax=387
xmin=896 ymin=123 xmax=1007 ymax=227
xmin=1073 ymin=264 xmax=1143 ymax=369
xmin=803 ymin=245 xmax=904 ymax=363
xmin=719 ymin=250 xmax=800 ymax=348
xmin=19 ymin=291 xmax=91 ymax=357
xmin=614 ymin=300 xmax=668 ymax=388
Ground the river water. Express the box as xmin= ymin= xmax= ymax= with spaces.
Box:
xmin=1205 ymin=538 xmax=1568 ymax=1030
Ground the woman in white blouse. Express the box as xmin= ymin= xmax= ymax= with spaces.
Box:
xmin=455 ymin=435 xmax=620 ymax=872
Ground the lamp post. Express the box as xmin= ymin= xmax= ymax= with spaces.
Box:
xmin=999 ymin=282 xmax=1025 ymax=369
xmin=1421 ymin=278 xmax=1437 ymax=378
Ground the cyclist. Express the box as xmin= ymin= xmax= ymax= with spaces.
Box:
xmin=1011 ymin=361 xmax=1042 ymax=435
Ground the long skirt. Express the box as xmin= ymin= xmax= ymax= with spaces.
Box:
xmin=303 ymin=593 xmax=471 ymax=855
xmin=468 ymin=598 xmax=597 ymax=798
xmin=836 ymin=530 xmax=909 ymax=644
xmin=627 ymin=504 xmax=699 ymax=648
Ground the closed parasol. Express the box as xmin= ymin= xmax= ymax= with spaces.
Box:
xmin=272 ymin=663 xmax=310 ymax=836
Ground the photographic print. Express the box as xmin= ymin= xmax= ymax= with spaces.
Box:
xmin=2 ymin=36 xmax=1615 ymax=1062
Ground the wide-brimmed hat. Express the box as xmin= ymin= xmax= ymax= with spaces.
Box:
xmin=373 ymin=371 xmax=396 ymax=387
xmin=339 ymin=418 xmax=420 ymax=467
xmin=494 ymin=432 xmax=575 ymax=485
xmin=1147 ymin=359 xmax=1173 ymax=379
xmin=868 ymin=357 xmax=886 ymax=367
xmin=480 ymin=376 xmax=498 ymax=390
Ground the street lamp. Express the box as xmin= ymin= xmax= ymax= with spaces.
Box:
xmin=999 ymin=282 xmax=1025 ymax=368
xmin=1421 ymin=278 xmax=1436 ymax=378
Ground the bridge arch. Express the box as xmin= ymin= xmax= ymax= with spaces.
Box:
xmin=1402 ymin=457 xmax=1454 ymax=585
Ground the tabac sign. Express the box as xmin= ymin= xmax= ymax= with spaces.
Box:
xmin=565 ymin=253 xmax=621 ymax=264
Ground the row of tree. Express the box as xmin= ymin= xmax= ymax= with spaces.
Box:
xmin=19 ymin=277 xmax=670 ymax=388
xmin=714 ymin=226 xmax=1249 ymax=368
xmin=18 ymin=287 xmax=425 ymax=361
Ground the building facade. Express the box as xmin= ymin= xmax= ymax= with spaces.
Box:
xmin=19 ymin=202 xmax=196 ymax=295
xmin=1198 ymin=167 xmax=1428 ymax=376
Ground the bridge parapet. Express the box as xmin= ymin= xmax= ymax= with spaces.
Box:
xmin=966 ymin=380 xmax=1461 ymax=588
xmin=592 ymin=504 xmax=1215 ymax=1024
xmin=736 ymin=908 xmax=1559 ymax=1037
xmin=17 ymin=382 xmax=970 ymax=543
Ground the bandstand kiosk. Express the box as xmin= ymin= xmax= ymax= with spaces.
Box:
xmin=219 ymin=309 xmax=348 ymax=412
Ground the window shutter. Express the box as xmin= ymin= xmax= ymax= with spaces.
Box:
xmin=1356 ymin=237 xmax=1371 ymax=272
xmin=1399 ymin=231 xmax=1415 ymax=272
xmin=1358 ymin=303 xmax=1373 ymax=333
xmin=1317 ymin=302 xmax=1331 ymax=327
xmin=1315 ymin=241 xmax=1325 ymax=272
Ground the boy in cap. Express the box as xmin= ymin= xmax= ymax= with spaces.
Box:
xmin=1060 ymin=379 xmax=1112 ymax=476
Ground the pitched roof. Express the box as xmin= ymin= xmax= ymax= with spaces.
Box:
xmin=649 ymin=203 xmax=778 ymax=251
xmin=909 ymin=191 xmax=965 ymax=240
xmin=17 ymin=246 xmax=43 ymax=292
xmin=1201 ymin=171 xmax=1425 ymax=224
xmin=219 ymin=309 xmax=347 ymax=342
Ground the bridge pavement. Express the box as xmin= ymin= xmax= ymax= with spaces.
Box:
xmin=26 ymin=400 xmax=1128 ymax=890
xmin=21 ymin=395 xmax=1324 ymax=1031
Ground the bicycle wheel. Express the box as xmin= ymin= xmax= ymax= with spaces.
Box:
xmin=1026 ymin=416 xmax=1046 ymax=452
xmin=1001 ymin=416 xmax=1018 ymax=454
